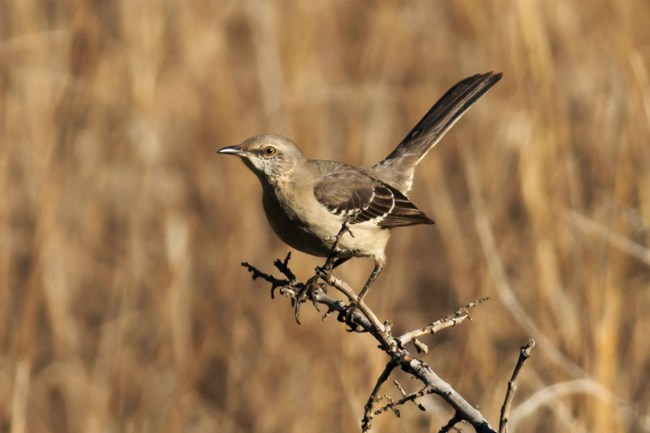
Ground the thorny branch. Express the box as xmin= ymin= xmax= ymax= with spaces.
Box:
xmin=241 ymin=227 xmax=535 ymax=433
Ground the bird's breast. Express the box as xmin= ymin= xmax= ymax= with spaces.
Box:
xmin=261 ymin=186 xmax=331 ymax=257
xmin=261 ymin=184 xmax=389 ymax=261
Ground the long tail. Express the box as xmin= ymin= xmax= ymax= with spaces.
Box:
xmin=371 ymin=72 xmax=502 ymax=194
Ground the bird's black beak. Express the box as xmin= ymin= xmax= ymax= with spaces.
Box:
xmin=217 ymin=145 xmax=247 ymax=157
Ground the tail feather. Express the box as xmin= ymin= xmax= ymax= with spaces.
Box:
xmin=371 ymin=72 xmax=502 ymax=194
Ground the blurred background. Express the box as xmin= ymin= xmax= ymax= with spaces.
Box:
xmin=1 ymin=0 xmax=649 ymax=432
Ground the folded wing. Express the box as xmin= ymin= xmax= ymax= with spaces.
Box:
xmin=313 ymin=168 xmax=434 ymax=228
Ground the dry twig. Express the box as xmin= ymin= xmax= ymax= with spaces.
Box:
xmin=242 ymin=235 xmax=534 ymax=433
xmin=398 ymin=297 xmax=489 ymax=350
xmin=362 ymin=361 xmax=397 ymax=432
xmin=499 ymin=339 xmax=536 ymax=433
xmin=439 ymin=413 xmax=463 ymax=433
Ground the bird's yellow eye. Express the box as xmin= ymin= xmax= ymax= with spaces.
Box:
xmin=262 ymin=146 xmax=277 ymax=157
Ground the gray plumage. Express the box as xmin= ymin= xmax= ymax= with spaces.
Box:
xmin=312 ymin=165 xmax=434 ymax=227
xmin=219 ymin=72 xmax=502 ymax=300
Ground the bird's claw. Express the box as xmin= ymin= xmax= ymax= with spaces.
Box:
xmin=338 ymin=302 xmax=365 ymax=332
xmin=293 ymin=275 xmax=323 ymax=324
xmin=316 ymin=264 xmax=332 ymax=276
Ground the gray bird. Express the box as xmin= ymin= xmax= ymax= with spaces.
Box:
xmin=219 ymin=72 xmax=502 ymax=301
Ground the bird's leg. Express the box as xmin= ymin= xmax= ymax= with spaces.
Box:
xmin=297 ymin=223 xmax=354 ymax=325
xmin=332 ymin=256 xmax=351 ymax=269
xmin=339 ymin=259 xmax=384 ymax=331
xmin=293 ymin=274 xmax=324 ymax=324
xmin=322 ymin=222 xmax=354 ymax=273
xmin=357 ymin=261 xmax=384 ymax=302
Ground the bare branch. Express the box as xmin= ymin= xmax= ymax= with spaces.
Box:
xmin=439 ymin=413 xmax=462 ymax=433
xmin=242 ymin=240 xmax=516 ymax=433
xmin=373 ymin=384 xmax=434 ymax=417
xmin=362 ymin=361 xmax=397 ymax=432
xmin=398 ymin=297 xmax=489 ymax=347
xmin=401 ymin=358 xmax=496 ymax=433
xmin=316 ymin=271 xmax=394 ymax=348
xmin=273 ymin=251 xmax=297 ymax=282
xmin=412 ymin=338 xmax=429 ymax=354
xmin=242 ymin=260 xmax=376 ymax=333
xmin=499 ymin=339 xmax=536 ymax=433
xmin=394 ymin=380 xmax=426 ymax=412
xmin=241 ymin=261 xmax=291 ymax=299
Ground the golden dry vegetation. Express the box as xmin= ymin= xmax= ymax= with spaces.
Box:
xmin=1 ymin=0 xmax=649 ymax=432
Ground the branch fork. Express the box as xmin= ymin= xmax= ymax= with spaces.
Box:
xmin=241 ymin=224 xmax=535 ymax=433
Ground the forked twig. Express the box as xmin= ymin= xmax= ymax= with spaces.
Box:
xmin=241 ymin=260 xmax=290 ymax=299
xmin=316 ymin=271 xmax=393 ymax=347
xmin=372 ymin=384 xmax=434 ymax=417
xmin=499 ymin=339 xmax=536 ymax=433
xmin=241 ymin=223 xmax=533 ymax=433
xmin=362 ymin=361 xmax=397 ymax=432
xmin=394 ymin=380 xmax=426 ymax=412
xmin=439 ymin=413 xmax=462 ymax=433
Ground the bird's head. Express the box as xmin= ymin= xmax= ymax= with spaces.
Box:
xmin=218 ymin=134 xmax=305 ymax=184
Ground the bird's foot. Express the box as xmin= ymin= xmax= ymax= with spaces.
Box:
xmin=337 ymin=301 xmax=365 ymax=332
xmin=293 ymin=275 xmax=324 ymax=324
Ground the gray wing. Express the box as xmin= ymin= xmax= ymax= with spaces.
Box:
xmin=313 ymin=168 xmax=434 ymax=228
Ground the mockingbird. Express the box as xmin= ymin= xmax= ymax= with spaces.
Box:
xmin=219 ymin=72 xmax=502 ymax=301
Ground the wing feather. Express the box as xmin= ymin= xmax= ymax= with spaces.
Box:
xmin=313 ymin=167 xmax=433 ymax=228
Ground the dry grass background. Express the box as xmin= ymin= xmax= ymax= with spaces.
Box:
xmin=1 ymin=0 xmax=649 ymax=432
